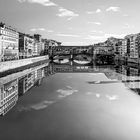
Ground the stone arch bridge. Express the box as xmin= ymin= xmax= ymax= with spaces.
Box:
xmin=49 ymin=45 xmax=115 ymax=64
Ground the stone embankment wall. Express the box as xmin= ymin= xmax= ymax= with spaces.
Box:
xmin=0 ymin=63 xmax=49 ymax=86
xmin=0 ymin=55 xmax=49 ymax=73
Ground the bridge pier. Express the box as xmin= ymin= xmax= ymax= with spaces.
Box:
xmin=70 ymin=60 xmax=73 ymax=66
xmin=69 ymin=54 xmax=73 ymax=60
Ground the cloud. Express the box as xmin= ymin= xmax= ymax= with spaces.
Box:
xmin=62 ymin=41 xmax=88 ymax=45
xmin=91 ymin=30 xmax=103 ymax=34
xmin=87 ymin=22 xmax=101 ymax=25
xmin=66 ymin=86 xmax=73 ymax=89
xmin=106 ymin=95 xmax=119 ymax=101
xmin=57 ymin=7 xmax=79 ymax=19
xmin=56 ymin=33 xmax=80 ymax=37
xmin=67 ymin=17 xmax=74 ymax=21
xmin=18 ymin=0 xmax=78 ymax=20
xmin=123 ymin=14 xmax=129 ymax=17
xmin=96 ymin=93 xmax=101 ymax=98
xmin=18 ymin=0 xmax=57 ymax=6
xmin=106 ymin=7 xmax=120 ymax=12
xmin=85 ymin=33 xmax=125 ymax=42
xmin=85 ymin=35 xmax=105 ymax=41
xmin=31 ymin=101 xmax=54 ymax=110
xmin=57 ymin=86 xmax=78 ymax=98
xmin=104 ymin=33 xmax=126 ymax=38
xmin=17 ymin=100 xmax=54 ymax=112
xmin=86 ymin=92 xmax=93 ymax=95
xmin=86 ymin=9 xmax=101 ymax=14
xmin=68 ymin=27 xmax=73 ymax=30
xmin=96 ymin=9 xmax=102 ymax=13
xmin=123 ymin=23 xmax=135 ymax=29
xmin=47 ymin=30 xmax=54 ymax=33
xmin=30 ymin=28 xmax=46 ymax=32
xmin=30 ymin=28 xmax=54 ymax=33
xmin=86 ymin=11 xmax=95 ymax=14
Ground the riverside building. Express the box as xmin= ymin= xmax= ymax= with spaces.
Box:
xmin=44 ymin=39 xmax=61 ymax=56
xmin=0 ymin=22 xmax=19 ymax=61
xmin=33 ymin=34 xmax=44 ymax=56
xmin=130 ymin=34 xmax=138 ymax=58
xmin=121 ymin=39 xmax=127 ymax=57
xmin=125 ymin=34 xmax=140 ymax=59
xmin=19 ymin=33 xmax=34 ymax=58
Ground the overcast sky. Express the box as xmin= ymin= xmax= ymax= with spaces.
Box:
xmin=0 ymin=0 xmax=140 ymax=45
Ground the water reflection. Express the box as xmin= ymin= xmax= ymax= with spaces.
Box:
xmin=1 ymin=62 xmax=140 ymax=116
xmin=17 ymin=100 xmax=55 ymax=112
xmin=0 ymin=63 xmax=54 ymax=116
xmin=2 ymin=62 xmax=140 ymax=139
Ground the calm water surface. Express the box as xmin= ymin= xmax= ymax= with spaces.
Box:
xmin=1 ymin=62 xmax=140 ymax=140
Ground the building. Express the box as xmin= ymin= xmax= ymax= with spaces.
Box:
xmin=41 ymin=39 xmax=45 ymax=55
xmin=0 ymin=22 xmax=19 ymax=61
xmin=115 ymin=39 xmax=126 ymax=56
xmin=93 ymin=37 xmax=124 ymax=55
xmin=121 ymin=39 xmax=127 ymax=57
xmin=124 ymin=33 xmax=140 ymax=59
xmin=0 ymin=79 xmax=18 ymax=116
xmin=19 ymin=33 xmax=34 ymax=58
xmin=129 ymin=34 xmax=138 ymax=58
xmin=104 ymin=37 xmax=124 ymax=54
xmin=44 ymin=39 xmax=61 ymax=56
xmin=124 ymin=35 xmax=131 ymax=57
xmin=93 ymin=45 xmax=113 ymax=55
xmin=33 ymin=34 xmax=43 ymax=56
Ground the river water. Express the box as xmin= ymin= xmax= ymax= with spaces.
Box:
xmin=1 ymin=61 xmax=140 ymax=140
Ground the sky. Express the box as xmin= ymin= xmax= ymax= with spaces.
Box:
xmin=0 ymin=0 xmax=140 ymax=45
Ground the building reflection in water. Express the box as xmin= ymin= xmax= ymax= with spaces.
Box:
xmin=105 ymin=65 xmax=140 ymax=95
xmin=0 ymin=63 xmax=54 ymax=116
xmin=1 ymin=59 xmax=140 ymax=116
xmin=0 ymin=79 xmax=18 ymax=116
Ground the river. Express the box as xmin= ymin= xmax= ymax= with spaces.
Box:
xmin=0 ymin=61 xmax=140 ymax=140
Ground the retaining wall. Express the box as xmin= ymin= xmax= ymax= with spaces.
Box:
xmin=0 ymin=55 xmax=49 ymax=73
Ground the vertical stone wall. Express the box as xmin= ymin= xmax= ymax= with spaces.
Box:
xmin=0 ymin=55 xmax=49 ymax=73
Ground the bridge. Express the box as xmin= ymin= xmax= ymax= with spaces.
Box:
xmin=49 ymin=45 xmax=93 ymax=60
xmin=49 ymin=45 xmax=115 ymax=64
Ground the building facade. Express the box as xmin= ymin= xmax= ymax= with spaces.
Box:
xmin=33 ymin=34 xmax=42 ymax=56
xmin=0 ymin=22 xmax=19 ymax=61
xmin=93 ymin=46 xmax=113 ymax=55
xmin=121 ymin=39 xmax=127 ymax=57
xmin=125 ymin=34 xmax=140 ymax=59
xmin=19 ymin=33 xmax=34 ymax=58
xmin=130 ymin=34 xmax=138 ymax=58
xmin=44 ymin=39 xmax=61 ymax=56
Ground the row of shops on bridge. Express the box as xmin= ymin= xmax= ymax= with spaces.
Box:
xmin=50 ymin=44 xmax=115 ymax=57
xmin=0 ymin=22 xmax=61 ymax=62
xmin=52 ymin=45 xmax=94 ymax=55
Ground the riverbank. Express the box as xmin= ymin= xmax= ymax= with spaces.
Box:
xmin=0 ymin=55 xmax=50 ymax=77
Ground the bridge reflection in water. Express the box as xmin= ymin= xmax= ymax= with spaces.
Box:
xmin=1 ymin=61 xmax=140 ymax=116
